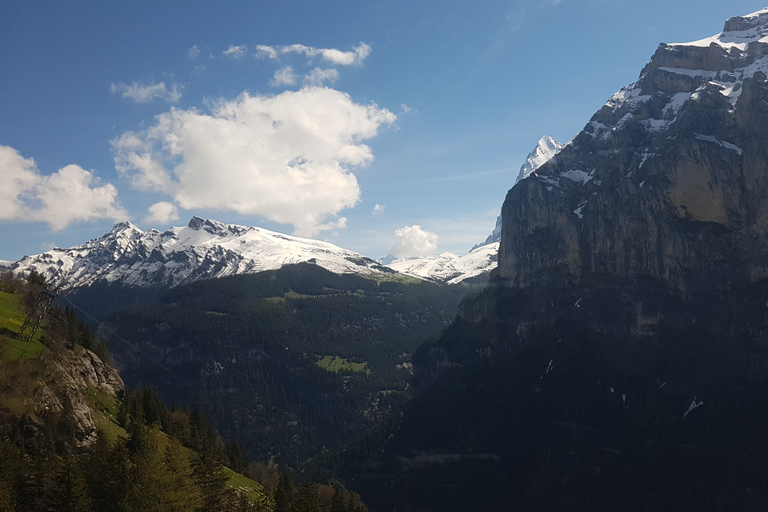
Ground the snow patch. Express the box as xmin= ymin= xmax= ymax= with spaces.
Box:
xmin=561 ymin=169 xmax=593 ymax=184
xmin=573 ymin=202 xmax=587 ymax=219
xmin=683 ymin=397 xmax=704 ymax=419
xmin=694 ymin=133 xmax=743 ymax=155
xmin=638 ymin=152 xmax=656 ymax=168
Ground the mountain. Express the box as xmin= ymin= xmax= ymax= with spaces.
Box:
xmin=498 ymin=7 xmax=768 ymax=289
xmin=514 ymin=135 xmax=564 ymax=186
xmin=354 ymin=8 xmax=768 ymax=511
xmin=384 ymin=243 xmax=498 ymax=284
xmin=11 ymin=216 xmax=397 ymax=317
xmin=13 ymin=216 xmax=393 ymax=292
xmin=388 ymin=135 xmax=563 ymax=284
xmin=472 ymin=135 xmax=563 ymax=250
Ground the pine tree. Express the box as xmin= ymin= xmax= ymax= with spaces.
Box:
xmin=274 ymin=470 xmax=295 ymax=512
xmin=192 ymin=442 xmax=230 ymax=512
xmin=295 ymin=480 xmax=320 ymax=512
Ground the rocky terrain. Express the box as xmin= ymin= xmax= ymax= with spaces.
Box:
xmin=0 ymin=335 xmax=124 ymax=449
xmin=499 ymin=8 xmax=768 ymax=289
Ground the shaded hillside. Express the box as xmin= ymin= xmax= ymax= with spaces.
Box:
xmin=99 ymin=263 xmax=473 ymax=466
xmin=353 ymin=277 xmax=768 ymax=511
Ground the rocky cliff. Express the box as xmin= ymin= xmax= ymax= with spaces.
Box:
xmin=355 ymin=10 xmax=768 ymax=511
xmin=499 ymin=8 xmax=768 ymax=290
xmin=1 ymin=340 xmax=124 ymax=449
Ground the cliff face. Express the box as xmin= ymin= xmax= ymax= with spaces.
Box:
xmin=499 ymin=9 xmax=768 ymax=290
xmin=356 ymin=11 xmax=768 ymax=511
xmin=1 ymin=342 xmax=124 ymax=449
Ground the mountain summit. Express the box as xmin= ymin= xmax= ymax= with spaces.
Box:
xmin=12 ymin=216 xmax=392 ymax=292
xmin=474 ymin=135 xmax=563 ymax=250
xmin=499 ymin=7 xmax=768 ymax=289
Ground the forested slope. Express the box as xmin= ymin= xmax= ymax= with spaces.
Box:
xmin=99 ymin=263 xmax=474 ymax=466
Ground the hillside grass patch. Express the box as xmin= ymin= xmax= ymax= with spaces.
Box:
xmin=316 ymin=355 xmax=371 ymax=375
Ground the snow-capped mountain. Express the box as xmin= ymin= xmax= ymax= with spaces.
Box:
xmin=498 ymin=7 xmax=768 ymax=288
xmin=385 ymin=243 xmax=498 ymax=285
xmin=514 ymin=135 xmax=564 ymax=186
xmin=473 ymin=135 xmax=563 ymax=250
xmin=386 ymin=135 xmax=563 ymax=283
xmin=11 ymin=216 xmax=393 ymax=292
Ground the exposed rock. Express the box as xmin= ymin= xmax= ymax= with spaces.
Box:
xmin=499 ymin=8 xmax=768 ymax=291
xmin=2 ymin=344 xmax=124 ymax=449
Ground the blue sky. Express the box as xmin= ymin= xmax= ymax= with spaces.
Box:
xmin=1 ymin=0 xmax=765 ymax=262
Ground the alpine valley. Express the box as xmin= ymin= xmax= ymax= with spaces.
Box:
xmin=4 ymin=6 xmax=768 ymax=512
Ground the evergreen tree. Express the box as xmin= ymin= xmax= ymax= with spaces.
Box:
xmin=274 ymin=470 xmax=295 ymax=512
xmin=60 ymin=454 xmax=92 ymax=512
xmin=192 ymin=442 xmax=230 ymax=512
xmin=295 ymin=480 xmax=320 ymax=512
xmin=157 ymin=440 xmax=202 ymax=512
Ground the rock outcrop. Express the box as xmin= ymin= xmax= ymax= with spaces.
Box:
xmin=499 ymin=8 xmax=768 ymax=291
xmin=1 ymin=344 xmax=124 ymax=449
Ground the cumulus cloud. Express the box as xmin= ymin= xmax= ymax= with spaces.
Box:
xmin=0 ymin=144 xmax=127 ymax=230
xmin=143 ymin=201 xmax=179 ymax=225
xmin=256 ymin=43 xmax=371 ymax=66
xmin=271 ymin=66 xmax=296 ymax=86
xmin=111 ymin=81 xmax=182 ymax=104
xmin=304 ymin=68 xmax=339 ymax=87
xmin=112 ymin=87 xmax=395 ymax=236
xmin=388 ymin=225 xmax=439 ymax=259
xmin=188 ymin=45 xmax=201 ymax=59
xmin=223 ymin=44 xmax=248 ymax=59
xmin=372 ymin=204 xmax=385 ymax=216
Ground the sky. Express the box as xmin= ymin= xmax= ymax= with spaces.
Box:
xmin=1 ymin=0 xmax=766 ymax=262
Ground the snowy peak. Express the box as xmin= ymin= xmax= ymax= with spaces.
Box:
xmin=584 ymin=8 xmax=768 ymax=143
xmin=498 ymin=8 xmax=768 ymax=289
xmin=515 ymin=136 xmax=564 ymax=185
xmin=386 ymin=243 xmax=498 ymax=285
xmin=12 ymin=217 xmax=393 ymax=291
xmin=473 ymin=135 xmax=563 ymax=250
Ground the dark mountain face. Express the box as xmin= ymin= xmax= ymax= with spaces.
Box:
xmin=353 ymin=9 xmax=768 ymax=512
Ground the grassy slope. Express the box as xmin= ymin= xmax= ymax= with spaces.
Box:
xmin=0 ymin=290 xmax=268 ymax=505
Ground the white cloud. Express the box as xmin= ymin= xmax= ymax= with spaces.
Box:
xmin=110 ymin=81 xmax=182 ymax=104
xmin=33 ymin=165 xmax=127 ymax=230
xmin=112 ymin=87 xmax=395 ymax=237
xmin=388 ymin=225 xmax=439 ymax=259
xmin=143 ymin=201 xmax=179 ymax=225
xmin=255 ymin=44 xmax=279 ymax=59
xmin=223 ymin=44 xmax=248 ymax=59
xmin=0 ymin=144 xmax=128 ymax=230
xmin=256 ymin=43 xmax=371 ymax=66
xmin=0 ymin=144 xmax=39 ymax=220
xmin=188 ymin=45 xmax=201 ymax=59
xmin=372 ymin=204 xmax=385 ymax=216
xmin=304 ymin=68 xmax=339 ymax=87
xmin=271 ymin=66 xmax=296 ymax=87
